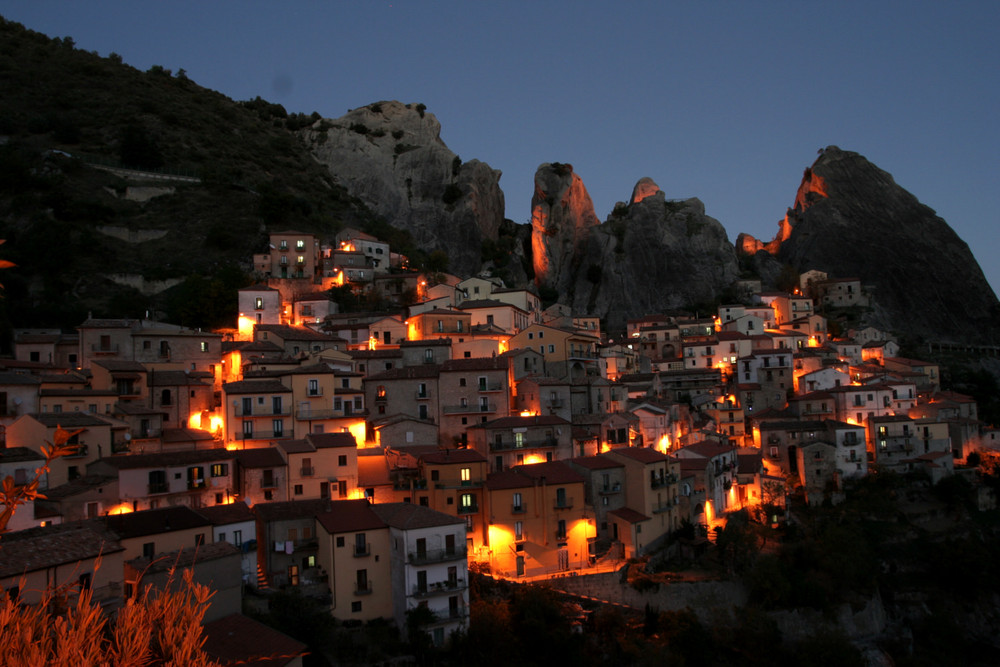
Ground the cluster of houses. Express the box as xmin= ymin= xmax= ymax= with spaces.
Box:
xmin=1 ymin=228 xmax=995 ymax=648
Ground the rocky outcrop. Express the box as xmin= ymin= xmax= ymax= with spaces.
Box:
xmin=303 ymin=101 xmax=504 ymax=276
xmin=530 ymin=163 xmax=601 ymax=293
xmin=739 ymin=146 xmax=1000 ymax=342
xmin=530 ymin=169 xmax=739 ymax=332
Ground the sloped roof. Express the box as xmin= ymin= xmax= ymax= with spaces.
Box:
xmin=371 ymin=502 xmax=464 ymax=530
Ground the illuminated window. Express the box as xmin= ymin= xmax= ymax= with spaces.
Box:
xmin=296 ymin=239 xmax=305 ymax=250
xmin=255 ymin=297 xmax=263 ymax=310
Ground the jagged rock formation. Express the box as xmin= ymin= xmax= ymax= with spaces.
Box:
xmin=303 ymin=101 xmax=504 ymax=276
xmin=738 ymin=146 xmax=1000 ymax=342
xmin=530 ymin=163 xmax=601 ymax=294
xmin=530 ymin=166 xmax=739 ymax=332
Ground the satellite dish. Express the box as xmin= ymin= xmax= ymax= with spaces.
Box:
xmin=124 ymin=433 xmax=131 ymax=441
xmin=13 ymin=398 xmax=21 ymax=405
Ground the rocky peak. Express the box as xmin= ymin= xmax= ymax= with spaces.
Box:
xmin=530 ymin=163 xmax=601 ymax=292
xmin=303 ymin=101 xmax=504 ymax=275
xmin=630 ymin=177 xmax=662 ymax=205
xmin=741 ymin=146 xmax=1000 ymax=342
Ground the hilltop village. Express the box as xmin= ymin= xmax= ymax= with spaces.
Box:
xmin=1 ymin=227 xmax=996 ymax=654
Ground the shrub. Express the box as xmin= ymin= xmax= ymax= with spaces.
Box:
xmin=415 ymin=103 xmax=426 ymax=118
xmin=350 ymin=123 xmax=369 ymax=135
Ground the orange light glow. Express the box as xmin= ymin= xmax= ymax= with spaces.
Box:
xmin=407 ymin=322 xmax=418 ymax=341
xmin=498 ymin=338 xmax=509 ymax=354
xmin=346 ymin=421 xmax=367 ymax=447
xmin=519 ymin=410 xmax=537 ymax=417
xmin=106 ymin=503 xmax=134 ymax=515
xmin=522 ymin=454 xmax=546 ymax=465
xmin=331 ymin=270 xmax=345 ymax=287
xmin=340 ymin=241 xmax=356 ymax=252
xmin=237 ymin=315 xmax=255 ymax=341
xmin=368 ymin=335 xmax=378 ymax=351
xmin=705 ymin=500 xmax=716 ymax=524
xmin=656 ymin=434 xmax=671 ymax=453
xmin=488 ymin=524 xmax=514 ymax=550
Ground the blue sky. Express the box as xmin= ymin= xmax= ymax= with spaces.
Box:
xmin=3 ymin=1 xmax=998 ymax=295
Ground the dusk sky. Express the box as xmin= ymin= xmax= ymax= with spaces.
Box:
xmin=3 ymin=1 xmax=998 ymax=295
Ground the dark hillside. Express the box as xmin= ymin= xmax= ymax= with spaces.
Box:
xmin=0 ymin=17 xmax=387 ymax=337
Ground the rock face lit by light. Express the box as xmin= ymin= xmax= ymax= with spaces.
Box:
xmin=629 ymin=177 xmax=661 ymax=205
xmin=737 ymin=166 xmax=830 ymax=255
xmin=530 ymin=162 xmax=600 ymax=290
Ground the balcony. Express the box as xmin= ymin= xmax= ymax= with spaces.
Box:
xmin=457 ymin=503 xmax=479 ymax=515
xmin=412 ymin=577 xmax=466 ymax=598
xmin=491 ymin=438 xmax=557 ymax=452
xmin=260 ymin=477 xmax=280 ymax=490
xmin=511 ymin=504 xmax=526 ymax=514
xmin=553 ymin=497 xmax=574 ymax=510
xmin=300 ymin=466 xmax=315 ymax=477
xmin=234 ymin=407 xmax=291 ymax=417
xmin=148 ymin=481 xmax=170 ymax=494
xmin=188 ymin=479 xmax=206 ymax=491
xmin=91 ymin=343 xmax=120 ymax=354
xmin=306 ymin=388 xmax=324 ymax=397
xmin=477 ymin=382 xmax=504 ymax=392
xmin=354 ymin=543 xmax=371 ymax=557
xmin=355 ymin=582 xmax=373 ymax=595
xmin=415 ymin=390 xmax=432 ymax=400
xmin=598 ymin=482 xmax=622 ymax=495
xmin=408 ymin=546 xmax=467 ymax=565
xmin=238 ymin=430 xmax=293 ymax=440
xmin=545 ymin=398 xmax=564 ymax=409
xmin=443 ymin=402 xmax=496 ymax=415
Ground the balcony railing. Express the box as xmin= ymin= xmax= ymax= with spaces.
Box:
xmin=355 ymin=582 xmax=373 ymax=595
xmin=491 ymin=438 xmax=557 ymax=452
xmin=307 ymin=388 xmax=324 ymax=397
xmin=260 ymin=477 xmax=280 ymax=490
xmin=412 ymin=577 xmax=466 ymax=598
xmin=234 ymin=407 xmax=291 ymax=417
xmin=511 ymin=504 xmax=526 ymax=514
xmin=553 ymin=497 xmax=574 ymax=510
xmin=91 ymin=343 xmax=120 ymax=354
xmin=599 ymin=483 xmax=622 ymax=495
xmin=478 ymin=382 xmax=504 ymax=392
xmin=457 ymin=504 xmax=479 ymax=515
xmin=354 ymin=543 xmax=371 ymax=557
xmin=300 ymin=466 xmax=315 ymax=477
xmin=188 ymin=479 xmax=206 ymax=490
xmin=415 ymin=390 xmax=432 ymax=400
xmin=238 ymin=430 xmax=293 ymax=440
xmin=442 ymin=402 xmax=496 ymax=415
xmin=408 ymin=546 xmax=467 ymax=565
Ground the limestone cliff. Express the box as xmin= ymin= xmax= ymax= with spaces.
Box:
xmin=739 ymin=146 xmax=1000 ymax=342
xmin=303 ymin=101 xmax=504 ymax=275
xmin=530 ymin=167 xmax=739 ymax=332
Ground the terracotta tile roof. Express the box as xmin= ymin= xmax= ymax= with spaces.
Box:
xmin=234 ymin=448 xmax=286 ymax=469
xmin=0 ymin=520 xmax=123 ymax=577
xmin=608 ymin=507 xmax=650 ymax=523
xmin=27 ymin=412 xmax=114 ymax=428
xmin=97 ymin=449 xmax=234 ymax=469
xmin=371 ymin=502 xmax=464 ymax=530
xmin=306 ymin=432 xmax=357 ymax=449
xmin=568 ymin=455 xmax=624 ymax=470
xmin=420 ymin=449 xmax=486 ymax=465
xmin=195 ymin=502 xmax=254 ymax=526
xmin=222 ymin=380 xmax=291 ymax=394
xmin=606 ymin=447 xmax=668 ymax=464
xmin=471 ymin=415 xmax=569 ymax=430
xmin=104 ymin=506 xmax=211 ymax=539
xmin=315 ymin=499 xmax=385 ymax=533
